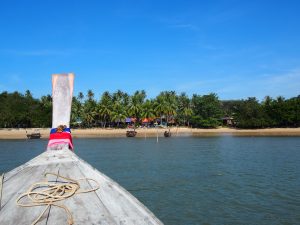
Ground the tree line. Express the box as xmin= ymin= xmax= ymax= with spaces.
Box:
xmin=0 ymin=90 xmax=299 ymax=129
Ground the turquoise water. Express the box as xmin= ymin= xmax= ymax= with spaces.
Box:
xmin=0 ymin=137 xmax=300 ymax=224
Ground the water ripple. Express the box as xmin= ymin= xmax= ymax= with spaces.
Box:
xmin=1 ymin=137 xmax=300 ymax=225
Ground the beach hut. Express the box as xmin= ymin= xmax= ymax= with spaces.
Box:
xmin=221 ymin=116 xmax=235 ymax=126
xmin=142 ymin=118 xmax=154 ymax=127
xmin=142 ymin=118 xmax=150 ymax=123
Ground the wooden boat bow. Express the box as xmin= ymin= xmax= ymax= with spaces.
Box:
xmin=0 ymin=73 xmax=163 ymax=225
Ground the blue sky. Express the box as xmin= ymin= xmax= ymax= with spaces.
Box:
xmin=0 ymin=0 xmax=299 ymax=100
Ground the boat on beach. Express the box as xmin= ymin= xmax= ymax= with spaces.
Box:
xmin=164 ymin=129 xmax=171 ymax=138
xmin=126 ymin=125 xmax=137 ymax=137
xmin=0 ymin=74 xmax=163 ymax=225
xmin=126 ymin=129 xmax=137 ymax=137
xmin=26 ymin=129 xmax=41 ymax=139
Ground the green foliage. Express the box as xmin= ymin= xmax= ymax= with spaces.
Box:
xmin=0 ymin=90 xmax=299 ymax=129
xmin=190 ymin=116 xmax=220 ymax=128
xmin=154 ymin=91 xmax=177 ymax=124
xmin=176 ymin=93 xmax=193 ymax=126
xmin=127 ymin=90 xmax=146 ymax=124
xmin=233 ymin=97 xmax=267 ymax=128
xmin=0 ymin=91 xmax=51 ymax=128
xmin=232 ymin=96 xmax=300 ymax=128
xmin=221 ymin=100 xmax=242 ymax=117
xmin=191 ymin=93 xmax=222 ymax=128
xmin=142 ymin=100 xmax=155 ymax=119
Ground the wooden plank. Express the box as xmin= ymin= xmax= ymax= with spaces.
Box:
xmin=0 ymin=166 xmax=35 ymax=209
xmin=52 ymin=73 xmax=74 ymax=128
xmin=46 ymin=161 xmax=116 ymax=225
xmin=3 ymin=149 xmax=56 ymax=183
xmin=0 ymin=150 xmax=163 ymax=225
xmin=3 ymin=157 xmax=39 ymax=183
xmin=0 ymin=163 xmax=60 ymax=225
xmin=29 ymin=149 xmax=78 ymax=167
xmin=76 ymin=157 xmax=163 ymax=225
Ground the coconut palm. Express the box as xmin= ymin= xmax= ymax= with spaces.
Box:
xmin=183 ymin=107 xmax=193 ymax=127
xmin=142 ymin=100 xmax=155 ymax=120
xmin=127 ymin=90 xmax=146 ymax=124
xmin=77 ymin=92 xmax=84 ymax=103
xmin=112 ymin=90 xmax=124 ymax=102
xmin=154 ymin=91 xmax=177 ymax=125
xmin=87 ymin=89 xmax=95 ymax=101
xmin=178 ymin=92 xmax=193 ymax=126
xmin=83 ymin=110 xmax=96 ymax=128
xmin=165 ymin=92 xmax=177 ymax=124
xmin=111 ymin=100 xmax=127 ymax=127
xmin=98 ymin=91 xmax=113 ymax=127
xmin=154 ymin=95 xmax=167 ymax=125
xmin=82 ymin=90 xmax=97 ymax=127
xmin=111 ymin=111 xmax=127 ymax=127
xmin=71 ymin=97 xmax=82 ymax=126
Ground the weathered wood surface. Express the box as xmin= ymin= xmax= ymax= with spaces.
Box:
xmin=52 ymin=73 xmax=74 ymax=128
xmin=0 ymin=174 xmax=3 ymax=209
xmin=0 ymin=150 xmax=163 ymax=225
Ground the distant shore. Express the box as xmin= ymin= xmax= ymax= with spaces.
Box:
xmin=0 ymin=127 xmax=300 ymax=139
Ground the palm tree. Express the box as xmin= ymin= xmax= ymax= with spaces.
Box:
xmin=111 ymin=90 xmax=128 ymax=127
xmin=77 ymin=92 xmax=84 ymax=103
xmin=142 ymin=100 xmax=155 ymax=121
xmin=178 ymin=92 xmax=193 ymax=126
xmin=70 ymin=92 xmax=85 ymax=127
xmin=154 ymin=91 xmax=177 ymax=125
xmin=98 ymin=91 xmax=113 ymax=127
xmin=183 ymin=107 xmax=193 ymax=127
xmin=25 ymin=90 xmax=33 ymax=99
xmin=71 ymin=97 xmax=82 ymax=126
xmin=82 ymin=90 xmax=97 ymax=128
xmin=127 ymin=90 xmax=146 ymax=124
xmin=98 ymin=105 xmax=112 ymax=127
xmin=112 ymin=90 xmax=124 ymax=102
xmin=87 ymin=90 xmax=95 ymax=101
xmin=111 ymin=111 xmax=126 ymax=127
xmin=123 ymin=93 xmax=130 ymax=107
xmin=165 ymin=93 xmax=177 ymax=124
xmin=110 ymin=100 xmax=127 ymax=127
xmin=83 ymin=110 xmax=95 ymax=128
xmin=154 ymin=95 xmax=167 ymax=125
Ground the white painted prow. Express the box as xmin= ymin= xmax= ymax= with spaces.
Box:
xmin=52 ymin=73 xmax=74 ymax=128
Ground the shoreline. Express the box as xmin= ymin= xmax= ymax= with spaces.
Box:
xmin=0 ymin=127 xmax=300 ymax=139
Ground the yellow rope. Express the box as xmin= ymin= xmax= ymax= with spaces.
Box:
xmin=16 ymin=172 xmax=100 ymax=225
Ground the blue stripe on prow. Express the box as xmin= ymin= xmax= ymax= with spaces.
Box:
xmin=50 ymin=128 xmax=71 ymax=134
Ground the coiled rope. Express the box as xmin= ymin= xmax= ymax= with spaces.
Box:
xmin=16 ymin=172 xmax=100 ymax=225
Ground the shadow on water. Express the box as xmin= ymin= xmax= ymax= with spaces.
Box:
xmin=1 ymin=136 xmax=300 ymax=225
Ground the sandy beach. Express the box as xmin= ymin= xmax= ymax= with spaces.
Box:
xmin=0 ymin=127 xmax=300 ymax=139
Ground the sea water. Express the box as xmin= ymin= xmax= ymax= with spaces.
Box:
xmin=0 ymin=137 xmax=300 ymax=225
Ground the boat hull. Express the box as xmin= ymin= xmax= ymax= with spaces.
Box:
xmin=0 ymin=150 xmax=163 ymax=225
